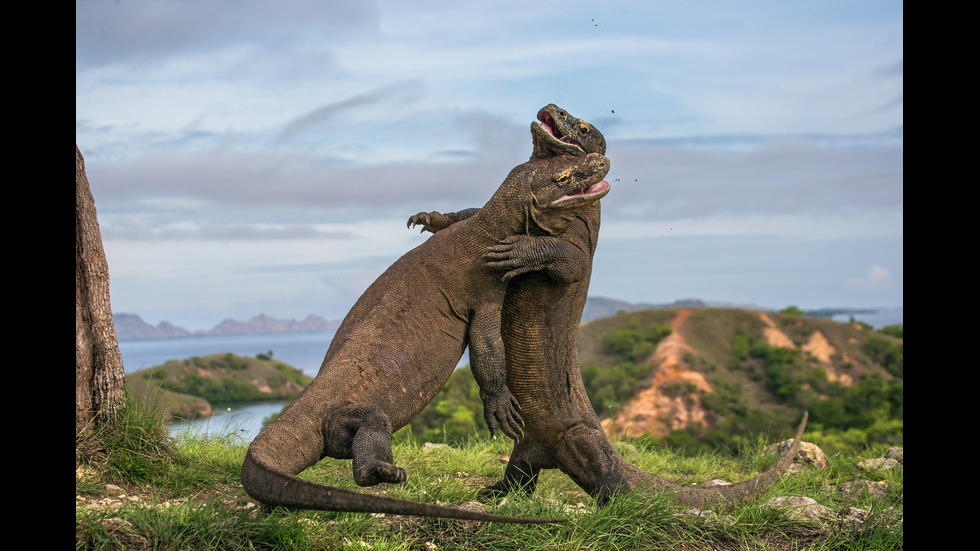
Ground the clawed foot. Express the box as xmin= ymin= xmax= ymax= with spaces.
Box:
xmin=407 ymin=211 xmax=452 ymax=233
xmin=481 ymin=387 xmax=524 ymax=441
xmin=484 ymin=235 xmax=546 ymax=282
xmin=354 ymin=462 xmax=408 ymax=487
xmin=477 ymin=481 xmax=508 ymax=500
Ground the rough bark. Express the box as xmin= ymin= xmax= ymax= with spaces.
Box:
xmin=76 ymin=145 xmax=125 ymax=435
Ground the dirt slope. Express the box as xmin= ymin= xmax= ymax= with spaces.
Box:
xmin=601 ymin=309 xmax=711 ymax=438
xmin=597 ymin=308 xmax=876 ymax=438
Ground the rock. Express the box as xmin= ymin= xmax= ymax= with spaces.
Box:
xmin=840 ymin=480 xmax=889 ymax=498
xmin=767 ymin=439 xmax=828 ymax=470
xmin=765 ymin=496 xmax=835 ymax=522
xmin=858 ymin=457 xmax=900 ymax=473
xmin=422 ymin=442 xmax=450 ymax=451
xmin=836 ymin=507 xmax=870 ymax=528
xmin=885 ymin=447 xmax=903 ymax=464
xmin=767 ymin=439 xmax=827 ymax=469
xmin=701 ymin=479 xmax=731 ymax=487
xmin=443 ymin=501 xmax=489 ymax=530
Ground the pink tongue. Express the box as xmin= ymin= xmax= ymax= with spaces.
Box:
xmin=538 ymin=114 xmax=558 ymax=137
xmin=570 ymin=180 xmax=608 ymax=196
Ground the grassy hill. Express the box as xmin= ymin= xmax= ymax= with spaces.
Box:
xmin=125 ymin=352 xmax=312 ymax=421
xmin=406 ymin=307 xmax=902 ymax=455
xmin=587 ymin=308 xmax=900 ymax=452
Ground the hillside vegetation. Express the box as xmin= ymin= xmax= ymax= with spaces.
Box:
xmin=126 ymin=352 xmax=312 ymax=421
xmin=406 ymin=307 xmax=902 ymax=455
xmin=122 ymin=308 xmax=902 ymax=457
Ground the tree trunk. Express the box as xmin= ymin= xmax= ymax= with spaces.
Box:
xmin=76 ymin=145 xmax=125 ymax=435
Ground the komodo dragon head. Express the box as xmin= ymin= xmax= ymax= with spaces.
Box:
xmin=406 ymin=104 xmax=608 ymax=235
xmin=515 ymin=151 xmax=610 ymax=237
xmin=531 ymin=103 xmax=607 ymax=158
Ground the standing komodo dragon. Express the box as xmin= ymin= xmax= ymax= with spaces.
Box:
xmin=241 ymin=149 xmax=611 ymax=523
xmin=410 ymin=103 xmax=808 ymax=510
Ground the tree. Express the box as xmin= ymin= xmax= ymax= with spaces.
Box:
xmin=76 ymin=145 xmax=125 ymax=436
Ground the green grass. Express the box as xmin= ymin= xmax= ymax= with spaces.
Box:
xmin=76 ymin=400 xmax=902 ymax=550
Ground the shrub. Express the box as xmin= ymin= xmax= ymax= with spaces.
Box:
xmin=864 ymin=337 xmax=903 ymax=377
xmin=581 ymin=361 xmax=653 ymax=416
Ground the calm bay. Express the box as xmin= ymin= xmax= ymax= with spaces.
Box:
xmin=119 ymin=331 xmax=337 ymax=442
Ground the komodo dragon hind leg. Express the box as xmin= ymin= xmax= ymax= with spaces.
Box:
xmin=324 ymin=403 xmax=408 ymax=487
xmin=480 ymin=426 xmax=627 ymax=506
xmin=479 ymin=437 xmax=555 ymax=498
xmin=551 ymin=424 xmax=630 ymax=506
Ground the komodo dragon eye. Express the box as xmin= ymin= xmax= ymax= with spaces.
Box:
xmin=579 ymin=124 xmax=590 ymax=134
xmin=553 ymin=170 xmax=572 ymax=186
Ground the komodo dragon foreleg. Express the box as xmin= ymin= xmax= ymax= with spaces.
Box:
xmin=469 ymin=306 xmax=524 ymax=439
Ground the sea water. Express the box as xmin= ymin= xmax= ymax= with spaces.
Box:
xmin=119 ymin=331 xmax=336 ymax=442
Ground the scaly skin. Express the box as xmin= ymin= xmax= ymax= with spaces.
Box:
xmin=411 ymin=104 xmax=808 ymax=509
xmin=241 ymin=149 xmax=610 ymax=523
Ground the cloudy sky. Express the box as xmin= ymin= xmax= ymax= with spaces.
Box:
xmin=76 ymin=0 xmax=903 ymax=331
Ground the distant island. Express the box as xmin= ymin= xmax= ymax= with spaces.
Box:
xmin=113 ymin=312 xmax=342 ymax=341
xmin=113 ymin=297 xmax=891 ymax=341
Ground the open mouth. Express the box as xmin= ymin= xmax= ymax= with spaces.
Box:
xmin=536 ymin=111 xmax=585 ymax=152
xmin=552 ymin=180 xmax=610 ymax=207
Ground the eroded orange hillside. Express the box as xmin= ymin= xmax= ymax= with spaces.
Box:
xmin=596 ymin=308 xmax=892 ymax=438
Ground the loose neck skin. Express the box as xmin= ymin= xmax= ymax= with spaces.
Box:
xmin=467 ymin=163 xmax=540 ymax=240
xmin=468 ymin=161 xmax=600 ymax=242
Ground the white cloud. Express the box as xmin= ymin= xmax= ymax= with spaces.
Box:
xmin=846 ymin=265 xmax=894 ymax=289
xmin=78 ymin=1 xmax=903 ymax=324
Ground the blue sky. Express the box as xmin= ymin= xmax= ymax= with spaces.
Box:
xmin=76 ymin=0 xmax=903 ymax=330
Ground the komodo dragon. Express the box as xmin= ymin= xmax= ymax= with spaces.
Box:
xmin=410 ymin=104 xmax=808 ymax=510
xmin=240 ymin=148 xmax=611 ymax=523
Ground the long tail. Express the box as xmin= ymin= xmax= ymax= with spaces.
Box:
xmin=637 ymin=411 xmax=808 ymax=509
xmin=240 ymin=451 xmax=566 ymax=524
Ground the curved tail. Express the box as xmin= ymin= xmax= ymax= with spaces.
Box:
xmin=657 ymin=411 xmax=808 ymax=509
xmin=240 ymin=450 xmax=566 ymax=524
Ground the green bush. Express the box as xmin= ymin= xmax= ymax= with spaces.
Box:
xmin=399 ymin=367 xmax=488 ymax=444
xmin=864 ymin=337 xmax=903 ymax=377
xmin=603 ymin=323 xmax=671 ymax=363
xmin=581 ymin=361 xmax=652 ymax=416
xmin=880 ymin=324 xmax=903 ymax=339
xmin=750 ymin=345 xmax=805 ymax=403
xmin=161 ymin=373 xmax=264 ymax=403
xmin=779 ymin=305 xmax=804 ymax=316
